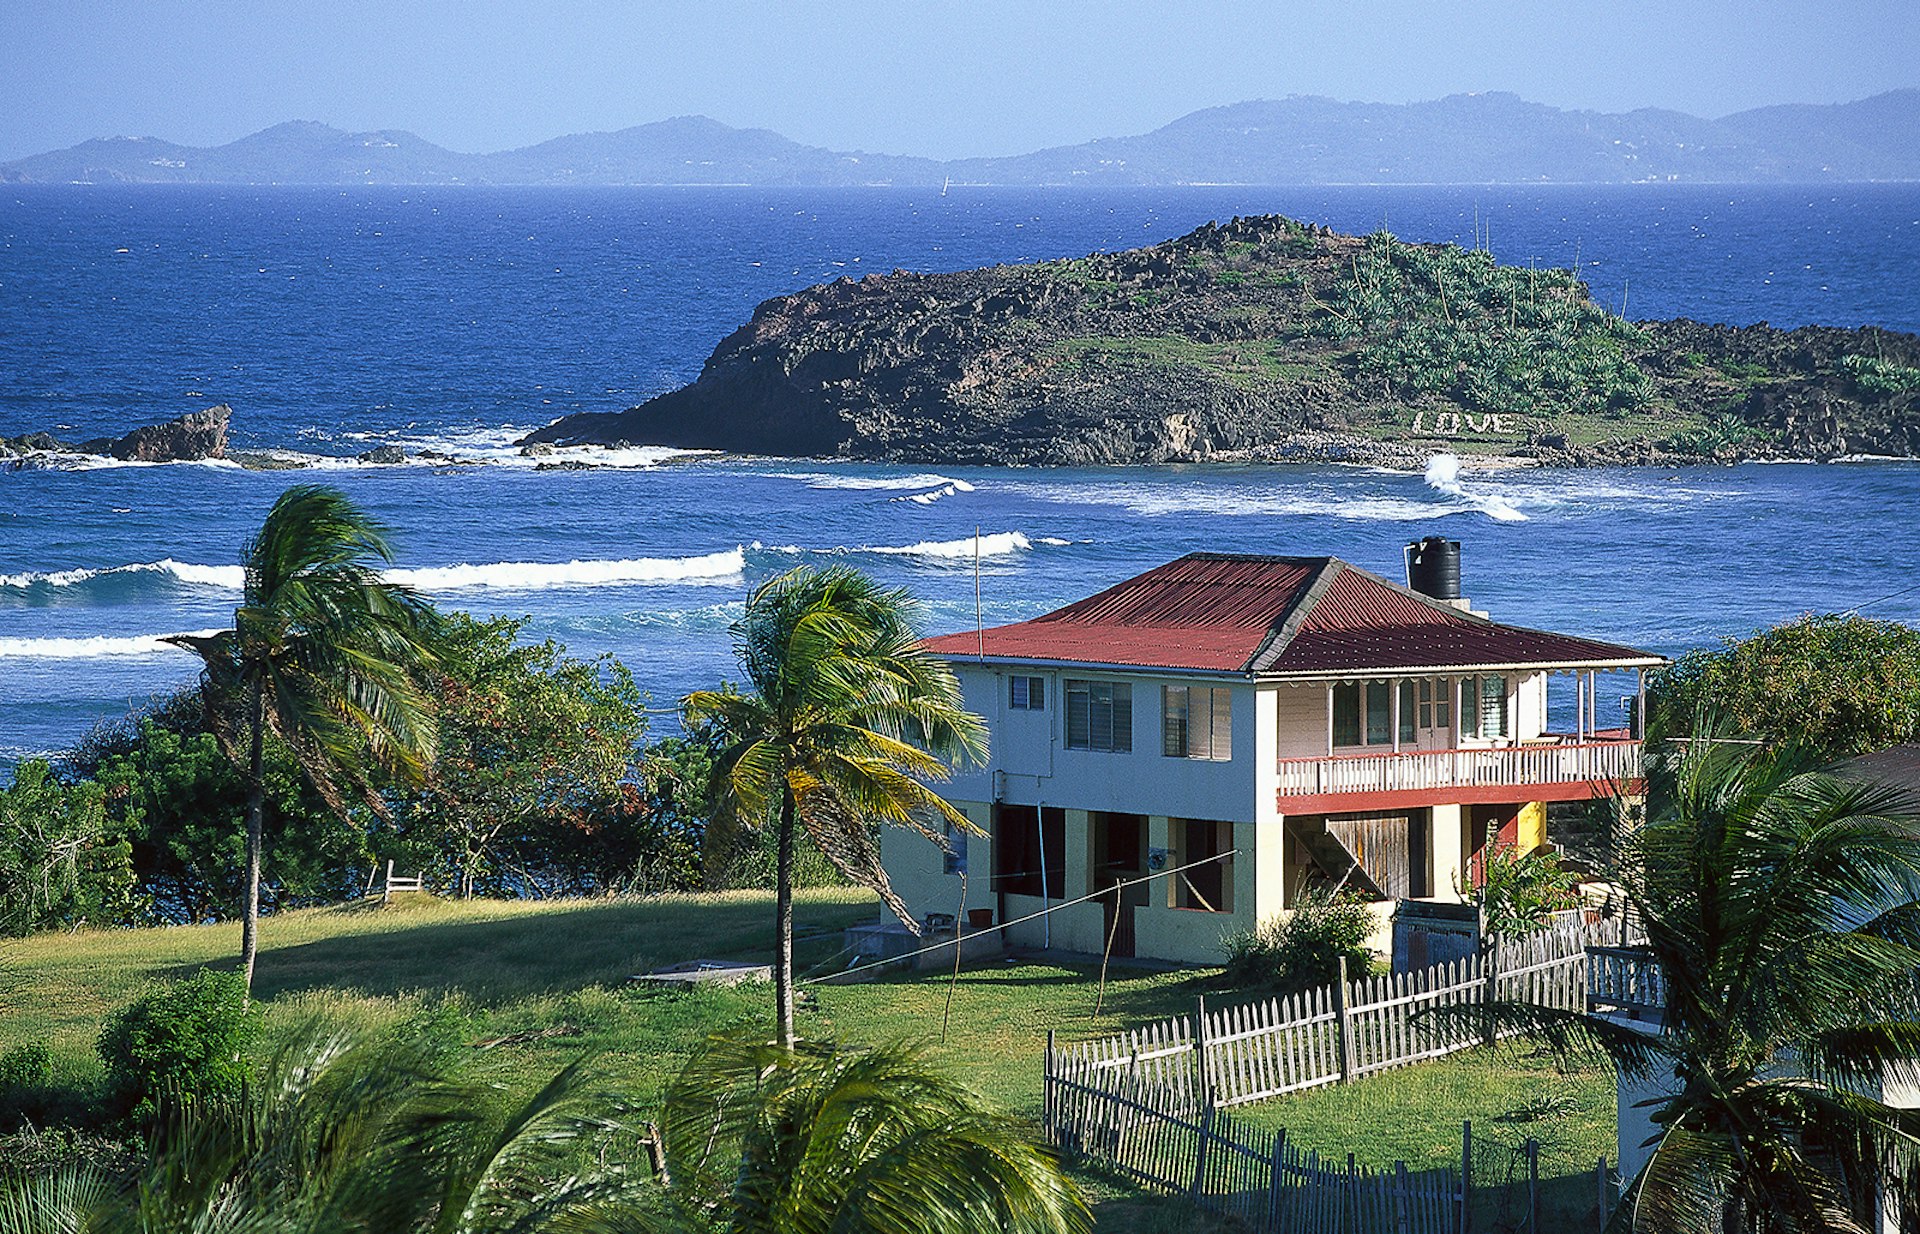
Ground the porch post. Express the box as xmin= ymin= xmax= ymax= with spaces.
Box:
xmin=1326 ymin=684 xmax=1335 ymax=756
xmin=1635 ymin=670 xmax=1647 ymax=738
xmin=1391 ymin=677 xmax=1402 ymax=753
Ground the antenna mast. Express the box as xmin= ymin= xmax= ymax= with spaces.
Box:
xmin=974 ymin=526 xmax=984 ymax=657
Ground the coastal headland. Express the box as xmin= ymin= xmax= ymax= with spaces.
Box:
xmin=522 ymin=215 xmax=1920 ymax=468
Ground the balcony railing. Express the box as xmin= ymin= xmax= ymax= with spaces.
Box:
xmin=1275 ymin=739 xmax=1642 ymax=800
xmin=1586 ymin=944 xmax=1666 ymax=1022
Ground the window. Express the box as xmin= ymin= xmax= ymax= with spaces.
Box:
xmin=1416 ymin=678 xmax=1452 ymax=731
xmin=1398 ymin=680 xmax=1418 ymax=744
xmin=1459 ymin=675 xmax=1509 ymax=739
xmin=1365 ymin=681 xmax=1392 ymax=746
xmin=1332 ymin=682 xmax=1362 ymax=747
xmin=1009 ymin=675 xmax=1045 ymax=710
xmin=1066 ymin=680 xmax=1131 ymax=752
xmin=1332 ymin=681 xmax=1401 ymax=748
xmin=942 ymin=819 xmax=969 ymax=875
xmin=991 ymin=804 xmax=1064 ymax=898
xmin=1174 ymin=818 xmax=1234 ymax=912
xmin=1163 ymin=685 xmax=1232 ymax=760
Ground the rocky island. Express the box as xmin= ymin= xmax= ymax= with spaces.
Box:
xmin=2 ymin=405 xmax=234 ymax=468
xmin=521 ymin=215 xmax=1920 ymax=467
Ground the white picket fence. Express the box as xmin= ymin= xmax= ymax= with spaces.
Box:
xmin=1053 ymin=916 xmax=1618 ymax=1113
xmin=1044 ymin=1062 xmax=1466 ymax=1234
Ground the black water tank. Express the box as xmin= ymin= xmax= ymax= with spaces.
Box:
xmin=1406 ymin=537 xmax=1462 ymax=600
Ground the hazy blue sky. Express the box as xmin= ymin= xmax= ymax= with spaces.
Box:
xmin=5 ymin=0 xmax=1917 ymax=161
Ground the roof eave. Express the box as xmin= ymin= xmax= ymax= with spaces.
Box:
xmin=1255 ymin=655 xmax=1670 ymax=681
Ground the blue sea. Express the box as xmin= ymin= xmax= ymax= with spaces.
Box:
xmin=4 ymin=184 xmax=1920 ymax=774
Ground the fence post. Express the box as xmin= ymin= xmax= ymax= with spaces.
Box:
xmin=1267 ymin=1128 xmax=1288 ymax=1231
xmin=1192 ymin=1101 xmax=1214 ymax=1201
xmin=1043 ymin=1029 xmax=1055 ymax=1145
xmin=1336 ymin=955 xmax=1355 ymax=1083
xmin=1460 ymin=1120 xmax=1473 ymax=1234
xmin=1194 ymin=994 xmax=1215 ymax=1109
xmin=1481 ymin=937 xmax=1500 ymax=1048
xmin=1595 ymin=1155 xmax=1609 ymax=1232
xmin=1526 ymin=1138 xmax=1539 ymax=1234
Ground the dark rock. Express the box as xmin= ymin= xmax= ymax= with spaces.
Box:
xmin=104 ymin=404 xmax=230 ymax=462
xmin=357 ymin=444 xmax=407 ymax=464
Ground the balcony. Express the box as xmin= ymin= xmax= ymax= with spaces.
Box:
xmin=1274 ymin=739 xmax=1642 ymax=811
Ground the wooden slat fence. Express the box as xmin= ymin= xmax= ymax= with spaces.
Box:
xmin=1057 ymin=916 xmax=1620 ymax=1113
xmin=1045 ymin=1055 xmax=1463 ymax=1234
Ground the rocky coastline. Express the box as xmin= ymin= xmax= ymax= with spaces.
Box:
xmin=520 ymin=215 xmax=1920 ymax=468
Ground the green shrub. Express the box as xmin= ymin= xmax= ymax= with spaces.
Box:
xmin=96 ymin=969 xmax=259 ymax=1120
xmin=1471 ymin=844 xmax=1579 ymax=938
xmin=0 ymin=1045 xmax=49 ymax=1094
xmin=1222 ymin=889 xmax=1376 ymax=995
xmin=0 ymin=1042 xmax=71 ymax=1130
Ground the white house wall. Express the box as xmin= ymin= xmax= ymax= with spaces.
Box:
xmin=942 ymin=663 xmax=1260 ymax=824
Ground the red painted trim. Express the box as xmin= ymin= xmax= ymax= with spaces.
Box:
xmin=1276 ymin=780 xmax=1643 ymax=815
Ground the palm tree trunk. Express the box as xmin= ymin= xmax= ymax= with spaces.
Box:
xmin=774 ymin=788 xmax=797 ymax=1047
xmin=241 ymin=682 xmax=265 ymax=995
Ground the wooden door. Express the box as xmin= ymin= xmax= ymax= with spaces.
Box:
xmin=1092 ymin=812 xmax=1145 ymax=958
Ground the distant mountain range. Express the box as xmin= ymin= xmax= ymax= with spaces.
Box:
xmin=7 ymin=91 xmax=1920 ymax=186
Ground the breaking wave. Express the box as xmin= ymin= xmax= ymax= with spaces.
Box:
xmin=1422 ymin=454 xmax=1528 ymax=522
xmin=0 ymin=549 xmax=745 ymax=599
xmin=0 ymin=629 xmax=223 ymax=660
xmin=774 ymin=471 xmax=978 ymax=493
xmin=861 ymin=531 xmax=1034 ymax=559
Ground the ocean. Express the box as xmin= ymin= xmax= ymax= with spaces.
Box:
xmin=4 ymin=184 xmax=1920 ymax=773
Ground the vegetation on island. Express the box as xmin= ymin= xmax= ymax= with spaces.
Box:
xmin=524 ymin=214 xmax=1920 ymax=467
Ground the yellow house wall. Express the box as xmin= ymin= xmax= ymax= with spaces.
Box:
xmin=1517 ymin=800 xmax=1547 ymax=852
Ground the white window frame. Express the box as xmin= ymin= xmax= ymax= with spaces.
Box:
xmin=1163 ymin=684 xmax=1232 ymax=760
xmin=1065 ymin=679 xmax=1132 ymax=753
xmin=1009 ymin=674 xmax=1045 ymax=711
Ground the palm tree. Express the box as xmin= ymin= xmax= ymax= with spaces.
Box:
xmin=1484 ymin=724 xmax=1920 ymax=1233
xmin=167 ymin=484 xmax=441 ymax=992
xmin=0 ymin=1024 xmax=640 ymax=1234
xmin=657 ymin=1034 xmax=1090 ymax=1234
xmin=684 ymin=564 xmax=985 ymax=1046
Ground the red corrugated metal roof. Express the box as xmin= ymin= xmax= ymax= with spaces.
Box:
xmin=920 ymin=552 xmax=1662 ymax=675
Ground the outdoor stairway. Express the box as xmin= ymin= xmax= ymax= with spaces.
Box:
xmin=1292 ymin=822 xmax=1384 ymax=899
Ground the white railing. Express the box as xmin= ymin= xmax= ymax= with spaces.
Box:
xmin=1586 ymin=945 xmax=1666 ymax=1022
xmin=1276 ymin=740 xmax=1641 ymax=800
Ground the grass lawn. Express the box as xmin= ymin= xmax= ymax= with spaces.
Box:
xmin=0 ymin=890 xmax=1616 ymax=1230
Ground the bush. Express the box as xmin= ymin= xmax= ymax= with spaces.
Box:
xmin=1472 ymin=844 xmax=1579 ymax=938
xmin=0 ymin=1043 xmax=52 ymax=1127
xmin=97 ymin=969 xmax=259 ymax=1120
xmin=1222 ymin=889 xmax=1376 ymax=994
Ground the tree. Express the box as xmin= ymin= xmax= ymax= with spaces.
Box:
xmin=93 ymin=714 xmax=370 ymax=924
xmin=684 ymin=565 xmax=985 ymax=1046
xmin=394 ymin=614 xmax=647 ymax=898
xmin=167 ymin=484 xmax=441 ymax=992
xmin=1467 ymin=843 xmax=1578 ymax=939
xmin=0 ymin=760 xmax=137 ymax=934
xmin=1650 ymin=613 xmax=1920 ymax=762
xmin=1479 ymin=723 xmax=1920 ymax=1232
xmin=658 ymin=1035 xmax=1090 ymax=1234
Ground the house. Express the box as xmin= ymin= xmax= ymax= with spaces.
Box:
xmin=883 ymin=541 xmax=1666 ymax=965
